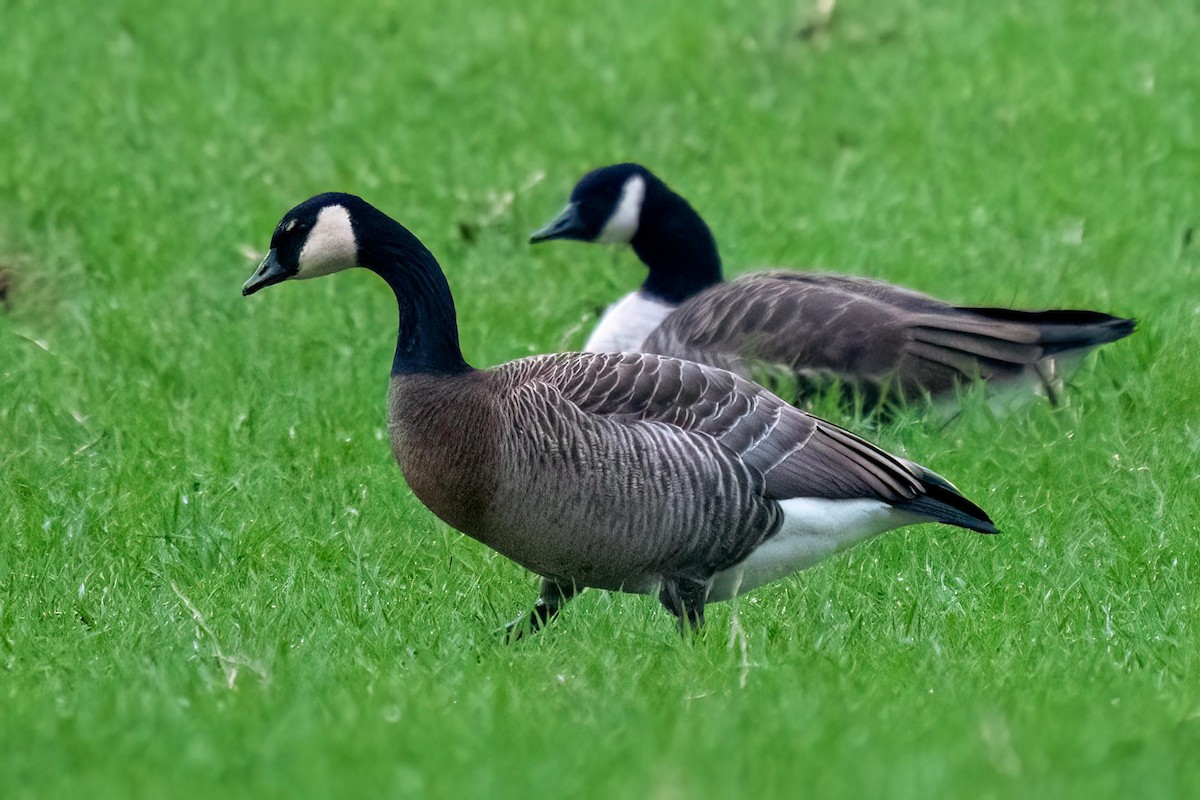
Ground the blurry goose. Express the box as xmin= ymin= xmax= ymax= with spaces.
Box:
xmin=243 ymin=192 xmax=997 ymax=635
xmin=530 ymin=163 xmax=1135 ymax=407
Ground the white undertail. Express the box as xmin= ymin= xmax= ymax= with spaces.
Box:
xmin=707 ymin=498 xmax=922 ymax=602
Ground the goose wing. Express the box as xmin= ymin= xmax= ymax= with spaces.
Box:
xmin=514 ymin=351 xmax=928 ymax=506
xmin=641 ymin=272 xmax=1133 ymax=397
xmin=489 ymin=352 xmax=993 ymax=589
xmin=640 ymin=272 xmax=914 ymax=384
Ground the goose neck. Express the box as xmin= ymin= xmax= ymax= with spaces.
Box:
xmin=361 ymin=233 xmax=472 ymax=377
xmin=631 ymin=191 xmax=724 ymax=304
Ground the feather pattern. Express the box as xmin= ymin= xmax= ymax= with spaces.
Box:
xmin=641 ymin=271 xmax=1135 ymax=399
xmin=390 ymin=350 xmax=990 ymax=596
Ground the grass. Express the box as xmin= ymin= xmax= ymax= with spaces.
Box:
xmin=1 ymin=0 xmax=1198 ymax=796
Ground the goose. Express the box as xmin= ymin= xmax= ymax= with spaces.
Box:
xmin=243 ymin=192 xmax=998 ymax=636
xmin=530 ymin=163 xmax=1135 ymax=408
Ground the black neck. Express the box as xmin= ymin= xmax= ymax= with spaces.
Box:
xmin=631 ymin=187 xmax=724 ymax=304
xmin=359 ymin=224 xmax=472 ymax=377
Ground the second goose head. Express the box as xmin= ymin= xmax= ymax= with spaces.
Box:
xmin=530 ymin=163 xmax=650 ymax=246
xmin=530 ymin=164 xmax=724 ymax=305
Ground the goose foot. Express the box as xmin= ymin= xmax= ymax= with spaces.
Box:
xmin=504 ymin=578 xmax=577 ymax=642
xmin=659 ymin=576 xmax=708 ymax=636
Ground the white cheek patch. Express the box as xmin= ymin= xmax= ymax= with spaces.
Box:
xmin=596 ymin=174 xmax=646 ymax=244
xmin=296 ymin=204 xmax=358 ymax=279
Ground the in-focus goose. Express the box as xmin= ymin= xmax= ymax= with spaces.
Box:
xmin=530 ymin=163 xmax=1135 ymax=407
xmin=243 ymin=192 xmax=998 ymax=635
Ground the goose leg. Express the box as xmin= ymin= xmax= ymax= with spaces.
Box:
xmin=659 ymin=576 xmax=709 ymax=635
xmin=1034 ymin=359 xmax=1062 ymax=407
xmin=505 ymin=578 xmax=577 ymax=641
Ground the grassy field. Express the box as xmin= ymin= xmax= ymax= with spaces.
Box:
xmin=2 ymin=0 xmax=1198 ymax=796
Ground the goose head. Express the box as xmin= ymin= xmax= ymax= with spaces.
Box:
xmin=243 ymin=192 xmax=468 ymax=375
xmin=243 ymin=192 xmax=375 ymax=295
xmin=529 ymin=163 xmax=653 ymax=246
xmin=530 ymin=164 xmax=723 ymax=304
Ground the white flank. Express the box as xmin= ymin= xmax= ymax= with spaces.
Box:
xmin=296 ymin=204 xmax=358 ymax=278
xmin=595 ymin=174 xmax=646 ymax=244
xmin=707 ymin=498 xmax=920 ymax=602
xmin=584 ymin=290 xmax=677 ymax=353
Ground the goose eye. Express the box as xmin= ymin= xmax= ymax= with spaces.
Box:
xmin=276 ymin=220 xmax=311 ymax=246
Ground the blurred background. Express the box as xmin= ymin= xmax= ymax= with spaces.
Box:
xmin=1 ymin=0 xmax=1197 ymax=796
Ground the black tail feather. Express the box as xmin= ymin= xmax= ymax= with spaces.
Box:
xmin=897 ymin=465 xmax=999 ymax=534
xmin=961 ymin=307 xmax=1136 ymax=355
